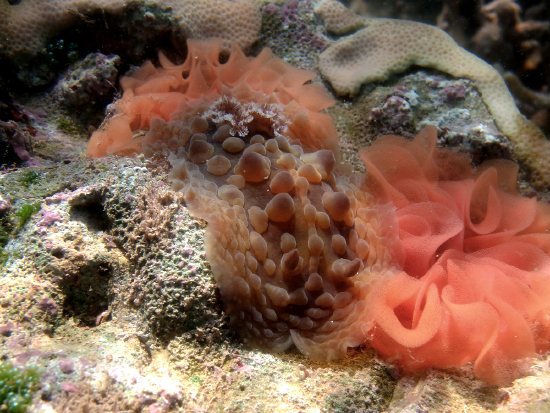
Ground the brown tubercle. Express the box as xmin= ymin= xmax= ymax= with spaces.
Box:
xmin=234 ymin=152 xmax=271 ymax=183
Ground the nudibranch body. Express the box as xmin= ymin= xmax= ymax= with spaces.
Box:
xmin=87 ymin=38 xmax=404 ymax=358
xmin=160 ymin=112 xmax=403 ymax=358
xmin=87 ymin=39 xmax=550 ymax=386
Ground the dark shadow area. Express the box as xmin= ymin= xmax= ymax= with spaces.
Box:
xmin=59 ymin=259 xmax=113 ymax=327
xmin=69 ymin=201 xmax=110 ymax=232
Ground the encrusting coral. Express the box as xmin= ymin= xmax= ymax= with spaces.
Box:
xmin=87 ymin=39 xmax=550 ymax=386
xmin=312 ymin=0 xmax=366 ymax=35
xmin=315 ymin=0 xmax=550 ymax=190
xmin=0 ymin=0 xmax=261 ymax=56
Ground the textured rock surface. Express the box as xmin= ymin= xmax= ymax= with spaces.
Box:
xmin=1 ymin=0 xmax=550 ymax=411
xmin=1 ymin=151 xmax=548 ymax=411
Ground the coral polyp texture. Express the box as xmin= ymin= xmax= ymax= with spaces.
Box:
xmin=315 ymin=0 xmax=550 ymax=189
xmin=86 ymin=38 xmax=550 ymax=386
xmin=313 ymin=0 xmax=367 ymax=35
xmin=0 ymin=0 xmax=261 ymax=56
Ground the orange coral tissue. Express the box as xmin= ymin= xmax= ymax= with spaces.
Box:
xmin=87 ymin=39 xmax=550 ymax=386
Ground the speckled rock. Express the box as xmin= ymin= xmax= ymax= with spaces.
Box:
xmin=327 ymin=69 xmax=534 ymax=193
xmin=55 ymin=53 xmax=121 ymax=116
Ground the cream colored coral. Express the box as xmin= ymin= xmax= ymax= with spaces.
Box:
xmin=318 ymin=5 xmax=550 ymax=188
xmin=314 ymin=0 xmax=366 ymax=35
xmin=0 ymin=0 xmax=261 ymax=56
xmin=162 ymin=0 xmax=260 ymax=52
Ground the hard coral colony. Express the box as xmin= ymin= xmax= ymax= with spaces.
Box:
xmin=87 ymin=39 xmax=550 ymax=386
xmin=315 ymin=0 xmax=550 ymax=189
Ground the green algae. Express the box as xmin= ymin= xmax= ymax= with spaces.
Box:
xmin=19 ymin=172 xmax=39 ymax=189
xmin=13 ymin=203 xmax=41 ymax=229
xmin=0 ymin=361 xmax=40 ymax=413
xmin=0 ymin=202 xmax=41 ymax=267
xmin=56 ymin=117 xmax=84 ymax=135
xmin=41 ymin=39 xmax=80 ymax=69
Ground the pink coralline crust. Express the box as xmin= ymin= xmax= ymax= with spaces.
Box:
xmin=39 ymin=210 xmax=62 ymax=227
xmin=360 ymin=125 xmax=550 ymax=386
xmin=37 ymin=298 xmax=58 ymax=315
xmin=181 ymin=246 xmax=194 ymax=255
xmin=45 ymin=192 xmax=69 ymax=205
xmin=0 ymin=321 xmax=15 ymax=336
xmin=58 ymin=359 xmax=75 ymax=374
xmin=86 ymin=39 xmax=338 ymax=158
xmin=60 ymin=382 xmax=78 ymax=393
